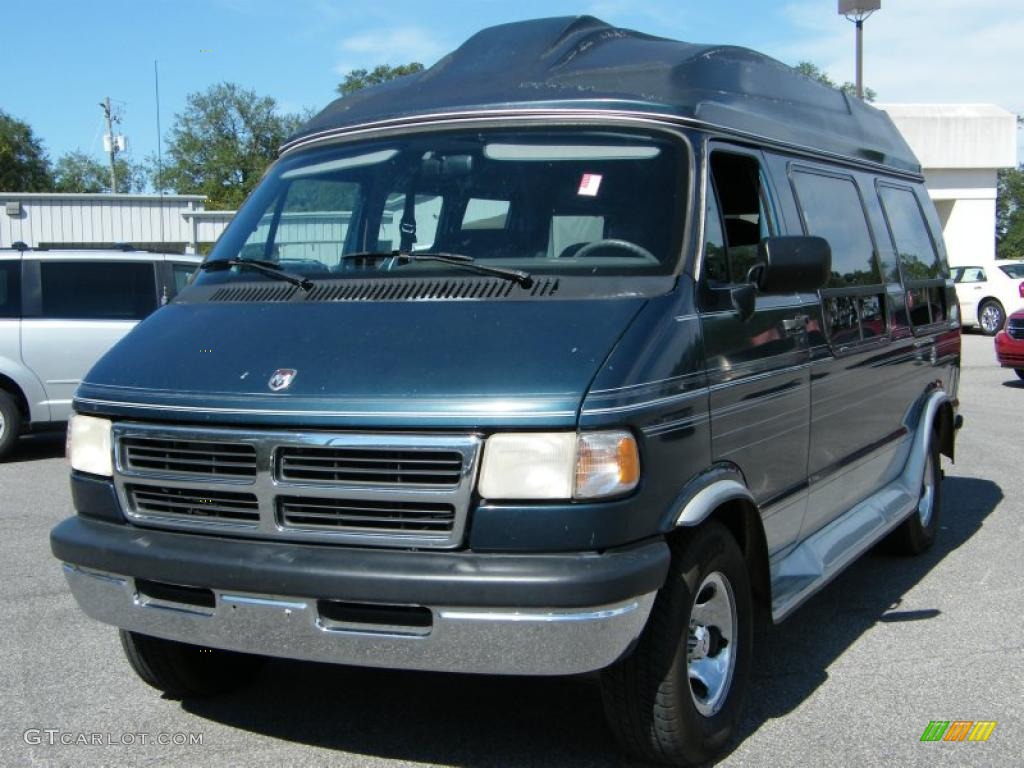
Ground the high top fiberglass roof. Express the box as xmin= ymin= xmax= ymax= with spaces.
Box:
xmin=286 ymin=16 xmax=920 ymax=174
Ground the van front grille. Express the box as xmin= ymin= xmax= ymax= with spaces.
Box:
xmin=278 ymin=497 xmax=456 ymax=536
xmin=277 ymin=446 xmax=464 ymax=486
xmin=126 ymin=484 xmax=260 ymax=525
xmin=1008 ymin=320 xmax=1024 ymax=340
xmin=113 ymin=425 xmax=480 ymax=549
xmin=123 ymin=437 xmax=257 ymax=478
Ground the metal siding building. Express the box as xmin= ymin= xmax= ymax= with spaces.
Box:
xmin=0 ymin=193 xmax=224 ymax=252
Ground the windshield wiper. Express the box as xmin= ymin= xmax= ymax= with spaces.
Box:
xmin=200 ymin=258 xmax=314 ymax=292
xmin=339 ymin=250 xmax=533 ymax=289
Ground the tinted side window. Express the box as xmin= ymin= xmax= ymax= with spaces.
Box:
xmin=0 ymin=261 xmax=20 ymax=318
xmin=40 ymin=262 xmax=157 ymax=320
xmin=878 ymin=186 xmax=942 ymax=280
xmin=703 ymin=183 xmax=729 ymax=284
xmin=792 ymin=171 xmax=880 ymax=287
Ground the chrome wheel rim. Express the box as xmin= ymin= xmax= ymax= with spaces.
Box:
xmin=980 ymin=304 xmax=1002 ymax=333
xmin=0 ymin=410 xmax=5 ymax=442
xmin=918 ymin=452 xmax=936 ymax=527
xmin=687 ymin=571 xmax=737 ymax=717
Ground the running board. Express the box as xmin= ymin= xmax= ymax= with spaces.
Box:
xmin=769 ymin=483 xmax=916 ymax=621
xmin=769 ymin=390 xmax=948 ymax=622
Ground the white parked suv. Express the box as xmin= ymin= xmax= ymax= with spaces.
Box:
xmin=952 ymin=260 xmax=1024 ymax=335
xmin=0 ymin=246 xmax=200 ymax=459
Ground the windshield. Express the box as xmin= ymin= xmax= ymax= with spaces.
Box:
xmin=199 ymin=128 xmax=687 ymax=282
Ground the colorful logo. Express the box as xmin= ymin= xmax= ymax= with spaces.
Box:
xmin=920 ymin=721 xmax=997 ymax=742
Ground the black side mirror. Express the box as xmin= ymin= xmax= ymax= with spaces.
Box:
xmin=755 ymin=236 xmax=831 ymax=294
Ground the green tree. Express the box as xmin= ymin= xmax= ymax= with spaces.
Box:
xmin=337 ymin=63 xmax=425 ymax=97
xmin=997 ymin=163 xmax=1024 ymax=260
xmin=794 ymin=61 xmax=877 ymax=102
xmin=53 ymin=149 xmax=146 ymax=193
xmin=0 ymin=110 xmax=52 ymax=191
xmin=155 ymin=82 xmax=303 ymax=209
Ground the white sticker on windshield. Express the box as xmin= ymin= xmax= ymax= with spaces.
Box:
xmin=578 ymin=173 xmax=602 ymax=197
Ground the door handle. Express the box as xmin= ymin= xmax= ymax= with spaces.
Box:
xmin=781 ymin=315 xmax=809 ymax=335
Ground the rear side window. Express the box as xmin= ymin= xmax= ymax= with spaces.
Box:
xmin=791 ymin=171 xmax=880 ymax=287
xmin=171 ymin=263 xmax=197 ymax=293
xmin=40 ymin=261 xmax=157 ymax=320
xmin=878 ymin=186 xmax=942 ymax=280
xmin=954 ymin=267 xmax=986 ymax=283
xmin=878 ymin=183 xmax=949 ymax=328
xmin=0 ymin=261 xmax=20 ymax=318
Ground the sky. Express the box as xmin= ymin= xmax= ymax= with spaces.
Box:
xmin=3 ymin=0 xmax=1021 ymax=170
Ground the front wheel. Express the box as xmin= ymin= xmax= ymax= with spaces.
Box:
xmin=978 ymin=299 xmax=1005 ymax=336
xmin=119 ymin=630 xmax=263 ymax=699
xmin=1015 ymin=369 xmax=1024 ymax=381
xmin=601 ymin=521 xmax=753 ymax=766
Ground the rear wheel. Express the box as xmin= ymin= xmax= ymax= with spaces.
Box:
xmin=119 ymin=630 xmax=263 ymax=699
xmin=0 ymin=390 xmax=22 ymax=461
xmin=886 ymin=434 xmax=941 ymax=556
xmin=601 ymin=521 xmax=752 ymax=766
xmin=1016 ymin=369 xmax=1024 ymax=381
xmin=978 ymin=299 xmax=1005 ymax=335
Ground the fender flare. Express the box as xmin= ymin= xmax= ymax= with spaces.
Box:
xmin=665 ymin=464 xmax=757 ymax=529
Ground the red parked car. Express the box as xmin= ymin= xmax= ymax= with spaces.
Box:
xmin=995 ymin=309 xmax=1024 ymax=379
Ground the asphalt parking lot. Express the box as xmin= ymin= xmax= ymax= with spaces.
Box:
xmin=0 ymin=332 xmax=1019 ymax=768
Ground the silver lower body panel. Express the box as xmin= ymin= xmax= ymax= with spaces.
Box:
xmin=62 ymin=564 xmax=656 ymax=676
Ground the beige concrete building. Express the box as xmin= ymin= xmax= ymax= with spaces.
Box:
xmin=882 ymin=104 xmax=1018 ymax=267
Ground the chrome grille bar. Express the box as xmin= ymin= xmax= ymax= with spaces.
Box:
xmin=112 ymin=423 xmax=481 ymax=549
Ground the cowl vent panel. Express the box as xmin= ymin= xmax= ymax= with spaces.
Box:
xmin=210 ymin=277 xmax=560 ymax=303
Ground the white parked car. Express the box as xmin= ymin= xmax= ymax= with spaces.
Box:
xmin=952 ymin=260 xmax=1024 ymax=335
xmin=0 ymin=247 xmax=200 ymax=459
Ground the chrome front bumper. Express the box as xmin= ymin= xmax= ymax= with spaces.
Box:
xmin=63 ymin=564 xmax=656 ymax=676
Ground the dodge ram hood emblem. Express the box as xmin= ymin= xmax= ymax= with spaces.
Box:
xmin=268 ymin=368 xmax=297 ymax=392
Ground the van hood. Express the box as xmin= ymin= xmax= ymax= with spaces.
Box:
xmin=75 ymin=299 xmax=646 ymax=428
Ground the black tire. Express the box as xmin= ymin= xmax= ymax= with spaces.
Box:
xmin=1016 ymin=369 xmax=1024 ymax=381
xmin=601 ymin=521 xmax=753 ymax=766
xmin=885 ymin=434 xmax=941 ymax=556
xmin=978 ymin=299 xmax=1005 ymax=336
xmin=0 ymin=390 xmax=22 ymax=461
xmin=119 ymin=630 xmax=263 ymax=699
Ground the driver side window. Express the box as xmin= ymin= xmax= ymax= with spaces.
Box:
xmin=702 ymin=151 xmax=773 ymax=285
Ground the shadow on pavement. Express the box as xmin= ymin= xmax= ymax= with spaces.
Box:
xmin=4 ymin=432 xmax=66 ymax=464
xmin=182 ymin=475 xmax=1002 ymax=767
xmin=1000 ymin=377 xmax=1024 ymax=389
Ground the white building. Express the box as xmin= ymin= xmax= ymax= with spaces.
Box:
xmin=881 ymin=104 xmax=1018 ymax=267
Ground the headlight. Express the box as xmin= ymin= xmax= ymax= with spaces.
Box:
xmin=478 ymin=430 xmax=639 ymax=500
xmin=67 ymin=414 xmax=113 ymax=477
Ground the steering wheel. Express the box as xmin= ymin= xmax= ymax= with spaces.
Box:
xmin=571 ymin=238 xmax=658 ymax=264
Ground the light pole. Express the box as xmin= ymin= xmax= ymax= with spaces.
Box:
xmin=838 ymin=1 xmax=880 ymax=100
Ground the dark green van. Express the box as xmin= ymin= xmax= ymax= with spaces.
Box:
xmin=51 ymin=16 xmax=961 ymax=766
